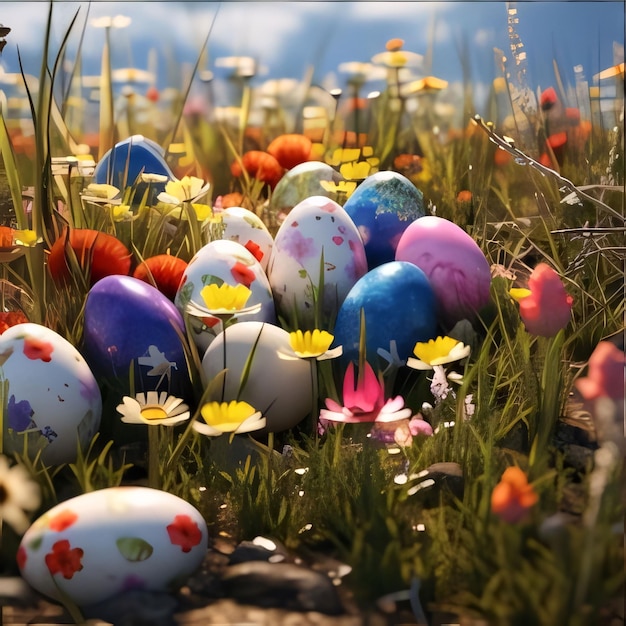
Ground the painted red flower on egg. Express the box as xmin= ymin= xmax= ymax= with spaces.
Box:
xmin=166 ymin=514 xmax=202 ymax=553
xmin=16 ymin=546 xmax=27 ymax=570
xmin=231 ymin=262 xmax=256 ymax=288
xmin=23 ymin=337 xmax=54 ymax=362
xmin=45 ymin=539 xmax=84 ymax=579
xmin=48 ymin=509 xmax=79 ymax=532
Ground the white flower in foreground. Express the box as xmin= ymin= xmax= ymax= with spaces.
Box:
xmin=117 ymin=391 xmax=190 ymax=426
xmin=0 ymin=454 xmax=41 ymax=534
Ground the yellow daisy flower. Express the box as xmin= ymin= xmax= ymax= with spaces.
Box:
xmin=194 ymin=401 xmax=266 ymax=436
xmin=288 ymin=329 xmax=343 ymax=360
xmin=407 ymin=336 xmax=471 ymax=370
xmin=116 ymin=391 xmax=190 ymax=426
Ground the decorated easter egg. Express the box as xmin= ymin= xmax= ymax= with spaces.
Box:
xmin=217 ymin=206 xmax=274 ymax=271
xmin=269 ymin=161 xmax=345 ymax=215
xmin=202 ymin=321 xmax=312 ymax=432
xmin=395 ymin=216 xmax=491 ymax=328
xmin=267 ymin=196 xmax=367 ymax=329
xmin=332 ymin=262 xmax=438 ymax=367
xmin=175 ymin=240 xmax=276 ymax=354
xmin=0 ymin=323 xmax=101 ymax=466
xmin=342 ymin=171 xmax=425 ymax=269
xmin=18 ymin=486 xmax=208 ymax=606
xmin=82 ymin=275 xmax=190 ymax=397
xmin=94 ymin=134 xmax=175 ymax=200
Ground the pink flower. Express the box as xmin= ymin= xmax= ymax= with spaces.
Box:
xmin=575 ymin=341 xmax=625 ymax=401
xmin=320 ymin=362 xmax=412 ymax=423
xmin=513 ymin=264 xmax=573 ymax=337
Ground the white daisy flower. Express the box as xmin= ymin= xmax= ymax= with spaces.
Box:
xmin=117 ymin=391 xmax=190 ymax=427
xmin=0 ymin=454 xmax=41 ymax=534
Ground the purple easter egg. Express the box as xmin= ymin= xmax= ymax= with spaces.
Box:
xmin=82 ymin=275 xmax=190 ymax=397
xmin=395 ymin=216 xmax=491 ymax=328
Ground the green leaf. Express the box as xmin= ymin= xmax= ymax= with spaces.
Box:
xmin=116 ymin=537 xmax=154 ymax=562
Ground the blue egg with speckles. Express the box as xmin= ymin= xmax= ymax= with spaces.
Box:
xmin=332 ymin=261 xmax=437 ymax=368
xmin=343 ymin=171 xmax=425 ymax=269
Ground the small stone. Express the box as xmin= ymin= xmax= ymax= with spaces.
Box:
xmin=83 ymin=590 xmax=179 ymax=625
xmin=221 ymin=560 xmax=343 ymax=614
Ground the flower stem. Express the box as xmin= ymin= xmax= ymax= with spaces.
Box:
xmin=148 ymin=425 xmax=160 ymax=490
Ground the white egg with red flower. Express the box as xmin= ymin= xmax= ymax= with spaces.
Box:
xmin=267 ymin=195 xmax=368 ymax=329
xmin=175 ymin=240 xmax=276 ymax=354
xmin=18 ymin=486 xmax=208 ymax=606
xmin=201 ymin=321 xmax=313 ymax=433
xmin=0 ymin=323 xmax=101 ymax=466
xmin=218 ymin=207 xmax=274 ymax=271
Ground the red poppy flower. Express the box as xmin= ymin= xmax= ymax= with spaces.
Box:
xmin=0 ymin=311 xmax=29 ymax=334
xmin=16 ymin=546 xmax=27 ymax=571
xmin=48 ymin=509 xmax=79 ymax=532
xmin=491 ymin=466 xmax=538 ymax=523
xmin=48 ymin=228 xmax=132 ymax=286
xmin=516 ymin=263 xmax=573 ymax=337
xmin=540 ymin=86 xmax=558 ymax=110
xmin=230 ymin=261 xmax=256 ymax=287
xmin=230 ymin=151 xmax=284 ymax=189
xmin=267 ymin=134 xmax=312 ymax=170
xmin=145 ymin=85 xmax=159 ymax=103
xmin=45 ymin=539 xmax=84 ymax=579
xmin=133 ymin=254 xmax=188 ymax=301
xmin=23 ymin=337 xmax=54 ymax=362
xmin=243 ymin=240 xmax=264 ymax=263
xmin=166 ymin=514 xmax=202 ymax=553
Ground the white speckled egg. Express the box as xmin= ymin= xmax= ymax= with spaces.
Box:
xmin=267 ymin=196 xmax=367 ymax=329
xmin=0 ymin=323 xmax=101 ymax=466
xmin=18 ymin=487 xmax=208 ymax=606
xmin=201 ymin=321 xmax=313 ymax=433
xmin=175 ymin=240 xmax=276 ymax=354
xmin=218 ymin=206 xmax=274 ymax=271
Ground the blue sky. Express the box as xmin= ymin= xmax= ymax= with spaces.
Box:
xmin=0 ymin=2 xmax=623 ymax=115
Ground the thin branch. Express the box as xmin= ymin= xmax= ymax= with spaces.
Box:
xmin=472 ymin=115 xmax=625 ymax=222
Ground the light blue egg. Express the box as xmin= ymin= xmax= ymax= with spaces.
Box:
xmin=342 ymin=171 xmax=425 ymax=269
xmin=332 ymin=261 xmax=437 ymax=368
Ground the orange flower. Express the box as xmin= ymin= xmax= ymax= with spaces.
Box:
xmin=0 ymin=226 xmax=13 ymax=247
xmin=456 ymin=190 xmax=472 ymax=204
xmin=386 ymin=38 xmax=404 ymax=52
xmin=48 ymin=228 xmax=132 ymax=286
xmin=230 ymin=151 xmax=284 ymax=189
xmin=45 ymin=539 xmax=84 ymax=579
xmin=491 ymin=466 xmax=538 ymax=523
xmin=166 ymin=514 xmax=203 ymax=553
xmin=220 ymin=192 xmax=244 ymax=209
xmin=133 ymin=254 xmax=188 ymax=301
xmin=267 ymin=134 xmax=312 ymax=170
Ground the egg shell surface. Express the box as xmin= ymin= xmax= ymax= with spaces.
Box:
xmin=269 ymin=161 xmax=345 ymax=215
xmin=394 ymin=215 xmax=492 ymax=328
xmin=18 ymin=486 xmax=208 ymax=606
xmin=201 ymin=321 xmax=313 ymax=433
xmin=332 ymin=261 xmax=438 ymax=367
xmin=0 ymin=323 xmax=101 ymax=466
xmin=217 ymin=206 xmax=274 ymax=271
xmin=343 ymin=171 xmax=425 ymax=269
xmin=175 ymin=240 xmax=276 ymax=354
xmin=82 ymin=275 xmax=190 ymax=397
xmin=267 ymin=196 xmax=367 ymax=329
